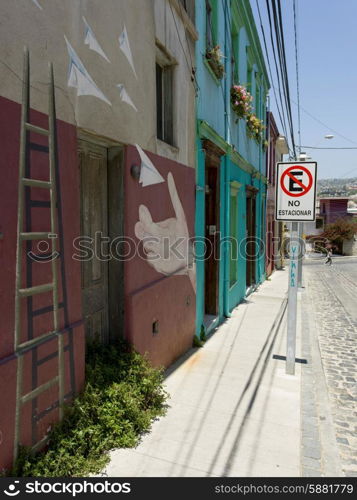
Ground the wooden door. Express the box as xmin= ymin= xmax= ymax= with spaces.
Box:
xmin=246 ymin=194 xmax=256 ymax=287
xmin=79 ymin=140 xmax=109 ymax=344
xmin=205 ymin=165 xmax=219 ymax=315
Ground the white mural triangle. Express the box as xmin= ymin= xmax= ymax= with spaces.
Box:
xmin=83 ymin=17 xmax=111 ymax=63
xmin=117 ymin=84 xmax=137 ymax=112
xmin=31 ymin=0 xmax=43 ymax=9
xmin=135 ymin=144 xmax=165 ymax=187
xmin=64 ymin=36 xmax=111 ymax=106
xmin=118 ymin=26 xmax=137 ymax=79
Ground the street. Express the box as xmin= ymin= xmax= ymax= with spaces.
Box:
xmin=302 ymin=257 xmax=357 ymax=476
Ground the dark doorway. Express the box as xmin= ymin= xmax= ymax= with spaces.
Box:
xmin=78 ymin=139 xmax=124 ymax=344
xmin=203 ymin=140 xmax=224 ymax=318
xmin=246 ymin=186 xmax=257 ymax=287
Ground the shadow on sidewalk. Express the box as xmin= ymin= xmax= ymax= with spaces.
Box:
xmin=163 ymin=295 xmax=288 ymax=476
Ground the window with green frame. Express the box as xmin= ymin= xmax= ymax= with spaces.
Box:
xmin=206 ymin=0 xmax=218 ymax=50
xmin=229 ymin=183 xmax=240 ymax=287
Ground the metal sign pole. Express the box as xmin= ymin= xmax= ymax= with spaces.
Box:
xmin=297 ymin=222 xmax=303 ymax=288
xmin=275 ymin=160 xmax=317 ymax=375
xmin=286 ymin=221 xmax=299 ymax=375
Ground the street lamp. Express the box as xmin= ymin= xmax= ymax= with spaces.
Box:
xmin=324 ymin=134 xmax=334 ymax=139
xmin=298 ymin=152 xmax=312 ymax=161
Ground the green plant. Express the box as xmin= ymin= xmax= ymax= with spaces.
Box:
xmin=230 ymin=85 xmax=252 ymax=119
xmin=206 ymin=45 xmax=224 ymax=79
xmin=323 ymin=218 xmax=357 ymax=242
xmin=307 ymin=217 xmax=357 ymax=254
xmin=193 ymin=336 xmax=204 ymax=348
xmin=200 ymin=324 xmax=207 ymax=342
xmin=10 ymin=340 xmax=168 ymax=477
xmin=192 ymin=325 xmax=207 ymax=348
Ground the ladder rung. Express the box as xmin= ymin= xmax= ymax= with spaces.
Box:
xmin=19 ymin=283 xmax=53 ymax=297
xmin=20 ymin=232 xmax=52 ymax=240
xmin=22 ymin=178 xmax=52 ymax=189
xmin=18 ymin=330 xmax=57 ymax=351
xmin=25 ymin=122 xmax=49 ymax=136
xmin=21 ymin=376 xmax=59 ymax=405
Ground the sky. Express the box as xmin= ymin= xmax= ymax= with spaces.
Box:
xmin=251 ymin=0 xmax=357 ymax=180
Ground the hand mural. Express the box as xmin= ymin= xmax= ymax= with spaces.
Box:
xmin=135 ymin=172 xmax=196 ymax=292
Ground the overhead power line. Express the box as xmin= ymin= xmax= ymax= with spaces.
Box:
xmin=293 ymin=0 xmax=301 ymax=155
xmin=274 ymin=0 xmax=297 ymax=156
xmin=294 ymin=103 xmax=357 ymax=146
xmin=265 ymin=0 xmax=290 ymax=148
xmin=270 ymin=84 xmax=357 ymax=147
xmin=168 ymin=2 xmax=199 ymax=94
xmin=301 ymin=145 xmax=357 ymax=150
xmin=255 ymin=0 xmax=288 ymax=144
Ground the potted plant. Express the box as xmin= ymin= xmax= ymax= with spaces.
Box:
xmin=230 ymin=85 xmax=253 ymax=119
xmin=246 ymin=113 xmax=265 ymax=144
xmin=206 ymin=45 xmax=224 ymax=80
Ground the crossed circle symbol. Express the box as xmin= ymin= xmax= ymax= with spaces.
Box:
xmin=280 ymin=165 xmax=313 ymax=197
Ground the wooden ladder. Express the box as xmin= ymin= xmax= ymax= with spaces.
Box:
xmin=13 ymin=47 xmax=64 ymax=464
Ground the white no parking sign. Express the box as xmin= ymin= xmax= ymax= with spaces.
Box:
xmin=275 ymin=161 xmax=317 ymax=221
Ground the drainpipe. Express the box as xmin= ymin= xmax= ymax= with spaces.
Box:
xmin=223 ymin=1 xmax=231 ymax=318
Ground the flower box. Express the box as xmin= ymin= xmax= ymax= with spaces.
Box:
xmin=230 ymin=85 xmax=252 ymax=119
xmin=246 ymin=113 xmax=265 ymax=144
xmin=206 ymin=45 xmax=224 ymax=80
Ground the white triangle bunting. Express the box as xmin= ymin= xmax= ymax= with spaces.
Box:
xmin=83 ymin=17 xmax=111 ymax=63
xmin=31 ymin=0 xmax=43 ymax=9
xmin=117 ymin=84 xmax=138 ymax=112
xmin=118 ymin=26 xmax=137 ymax=78
xmin=135 ymin=144 xmax=165 ymax=187
xmin=64 ymin=35 xmax=111 ymax=106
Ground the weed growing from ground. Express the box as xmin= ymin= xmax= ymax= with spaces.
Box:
xmin=11 ymin=341 xmax=168 ymax=477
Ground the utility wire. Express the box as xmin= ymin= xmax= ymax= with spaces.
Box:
xmin=265 ymin=0 xmax=290 ymax=150
xmin=301 ymin=145 xmax=357 ymax=150
xmin=270 ymin=83 xmax=357 ymax=146
xmin=255 ymin=0 xmax=288 ymax=143
xmin=293 ymin=0 xmax=301 ymax=155
xmin=273 ymin=0 xmax=296 ymax=156
xmin=168 ymin=2 xmax=199 ymax=94
xmin=176 ymin=0 xmax=201 ymax=96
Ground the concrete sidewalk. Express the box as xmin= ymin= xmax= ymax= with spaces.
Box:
xmin=103 ymin=269 xmax=303 ymax=477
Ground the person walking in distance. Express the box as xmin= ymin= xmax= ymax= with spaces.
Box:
xmin=325 ymin=248 xmax=332 ymax=266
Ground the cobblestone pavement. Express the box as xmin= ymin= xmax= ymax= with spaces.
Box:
xmin=303 ymin=259 xmax=357 ymax=477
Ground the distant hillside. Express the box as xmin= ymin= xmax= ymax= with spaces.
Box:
xmin=317 ymin=177 xmax=357 ymax=197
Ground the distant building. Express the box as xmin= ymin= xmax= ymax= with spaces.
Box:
xmin=303 ymin=196 xmax=357 ymax=256
xmin=319 ymin=197 xmax=351 ymax=225
xmin=304 ymin=197 xmax=352 ymax=238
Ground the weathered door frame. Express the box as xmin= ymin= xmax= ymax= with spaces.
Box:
xmin=203 ymin=139 xmax=224 ymax=316
xmin=78 ymin=131 xmax=124 ymax=344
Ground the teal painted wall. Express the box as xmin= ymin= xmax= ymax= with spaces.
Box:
xmin=195 ymin=0 xmax=269 ymax=335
